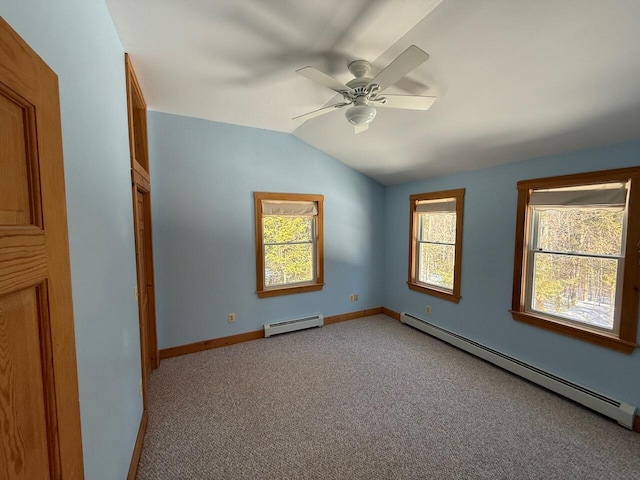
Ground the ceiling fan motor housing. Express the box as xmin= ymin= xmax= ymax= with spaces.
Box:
xmin=348 ymin=59 xmax=372 ymax=78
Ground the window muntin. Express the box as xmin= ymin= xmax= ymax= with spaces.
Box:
xmin=408 ymin=189 xmax=464 ymax=302
xmin=511 ymin=168 xmax=640 ymax=353
xmin=254 ymin=192 xmax=324 ymax=298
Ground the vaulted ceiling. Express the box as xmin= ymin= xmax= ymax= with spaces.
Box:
xmin=106 ymin=0 xmax=640 ymax=185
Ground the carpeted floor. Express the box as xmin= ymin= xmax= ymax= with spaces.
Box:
xmin=136 ymin=315 xmax=640 ymax=479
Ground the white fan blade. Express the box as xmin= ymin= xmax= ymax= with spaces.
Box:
xmin=354 ymin=123 xmax=369 ymax=134
xmin=293 ymin=103 xmax=348 ymax=122
xmin=377 ymin=95 xmax=436 ymax=111
xmin=296 ymin=66 xmax=353 ymax=95
xmin=367 ymin=45 xmax=430 ymax=94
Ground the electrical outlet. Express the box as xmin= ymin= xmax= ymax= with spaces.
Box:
xmin=228 ymin=313 xmax=236 ymax=323
xmin=425 ymin=305 xmax=432 ymax=315
xmin=354 ymin=294 xmax=359 ymax=301
xmin=349 ymin=294 xmax=354 ymax=302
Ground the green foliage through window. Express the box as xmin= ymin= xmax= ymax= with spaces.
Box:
xmin=263 ymin=216 xmax=314 ymax=287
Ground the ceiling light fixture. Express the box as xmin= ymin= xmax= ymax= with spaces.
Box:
xmin=345 ymin=98 xmax=377 ymax=126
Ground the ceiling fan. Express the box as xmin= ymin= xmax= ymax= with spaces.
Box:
xmin=294 ymin=45 xmax=436 ymax=134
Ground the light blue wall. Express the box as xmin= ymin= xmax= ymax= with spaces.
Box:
xmin=148 ymin=111 xmax=385 ymax=349
xmin=383 ymin=140 xmax=640 ymax=408
xmin=1 ymin=1 xmax=142 ymax=479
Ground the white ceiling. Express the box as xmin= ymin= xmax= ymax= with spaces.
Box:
xmin=106 ymin=0 xmax=640 ymax=185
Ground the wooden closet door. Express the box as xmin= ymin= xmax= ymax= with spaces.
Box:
xmin=134 ymin=186 xmax=150 ymax=397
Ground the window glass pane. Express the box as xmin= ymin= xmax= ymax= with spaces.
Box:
xmin=420 ymin=212 xmax=456 ymax=244
xmin=264 ymin=243 xmax=314 ymax=286
xmin=534 ymin=208 xmax=623 ymax=256
xmin=418 ymin=243 xmax=454 ymax=290
xmin=530 ymin=252 xmax=617 ymax=330
xmin=263 ymin=216 xmax=313 ymax=244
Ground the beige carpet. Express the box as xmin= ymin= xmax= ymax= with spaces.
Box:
xmin=137 ymin=315 xmax=640 ymax=479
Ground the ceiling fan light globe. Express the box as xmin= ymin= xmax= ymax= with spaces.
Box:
xmin=345 ymin=105 xmax=377 ymax=126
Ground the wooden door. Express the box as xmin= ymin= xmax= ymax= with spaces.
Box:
xmin=0 ymin=17 xmax=84 ymax=480
xmin=133 ymin=186 xmax=150 ymax=399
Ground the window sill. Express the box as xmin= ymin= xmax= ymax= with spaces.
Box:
xmin=257 ymin=283 xmax=324 ymax=298
xmin=510 ymin=310 xmax=637 ymax=354
xmin=407 ymin=282 xmax=461 ymax=303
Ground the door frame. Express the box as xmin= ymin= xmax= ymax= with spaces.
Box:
xmin=125 ymin=54 xmax=159 ymax=371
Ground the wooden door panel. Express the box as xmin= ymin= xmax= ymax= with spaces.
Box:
xmin=132 ymin=107 xmax=148 ymax=172
xmin=136 ymin=191 xmax=147 ymax=310
xmin=134 ymin=189 xmax=150 ymax=391
xmin=136 ymin=187 xmax=158 ymax=370
xmin=0 ymin=285 xmax=51 ymax=479
xmin=0 ymin=87 xmax=40 ymax=227
xmin=0 ymin=94 xmax=30 ymax=225
xmin=137 ymin=194 xmax=149 ymax=299
xmin=142 ymin=192 xmax=158 ymax=369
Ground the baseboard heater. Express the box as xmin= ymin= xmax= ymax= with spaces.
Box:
xmin=400 ymin=312 xmax=637 ymax=429
xmin=264 ymin=314 xmax=324 ymax=338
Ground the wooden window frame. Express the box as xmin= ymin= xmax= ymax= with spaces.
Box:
xmin=511 ymin=167 xmax=640 ymax=353
xmin=254 ymin=192 xmax=324 ymax=298
xmin=408 ymin=189 xmax=465 ymax=303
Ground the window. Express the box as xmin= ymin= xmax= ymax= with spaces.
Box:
xmin=254 ymin=192 xmax=324 ymax=298
xmin=511 ymin=167 xmax=640 ymax=353
xmin=408 ymin=189 xmax=465 ymax=302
